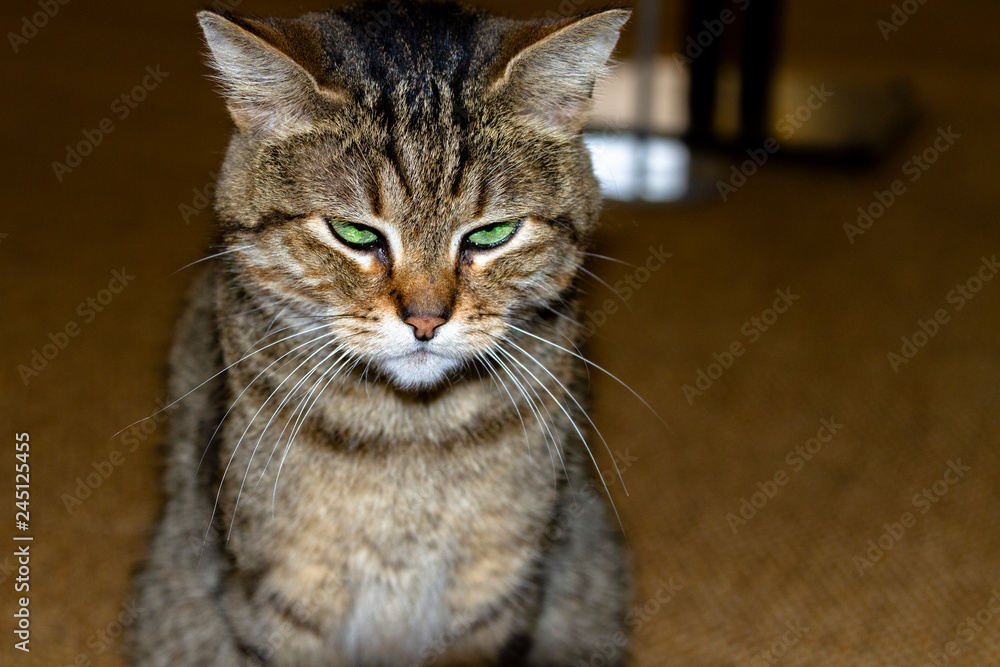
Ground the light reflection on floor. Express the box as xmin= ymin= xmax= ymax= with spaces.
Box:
xmin=584 ymin=133 xmax=691 ymax=202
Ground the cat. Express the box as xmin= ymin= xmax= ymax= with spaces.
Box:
xmin=130 ymin=1 xmax=632 ymax=664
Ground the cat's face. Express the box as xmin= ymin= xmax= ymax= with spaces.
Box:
xmin=221 ymin=126 xmax=588 ymax=391
xmin=201 ymin=2 xmax=628 ymax=391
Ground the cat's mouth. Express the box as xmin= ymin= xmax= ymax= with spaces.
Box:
xmin=376 ymin=346 xmax=465 ymax=391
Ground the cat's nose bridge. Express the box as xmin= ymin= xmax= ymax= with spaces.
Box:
xmin=394 ymin=267 xmax=455 ymax=337
xmin=402 ymin=282 xmax=451 ymax=316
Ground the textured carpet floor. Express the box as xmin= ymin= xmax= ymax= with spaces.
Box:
xmin=2 ymin=0 xmax=998 ymax=665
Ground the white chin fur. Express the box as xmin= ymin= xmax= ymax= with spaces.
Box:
xmin=377 ymin=350 xmax=464 ymax=391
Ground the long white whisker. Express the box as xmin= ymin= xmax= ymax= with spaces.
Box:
xmin=501 ymin=339 xmax=627 ymax=495
xmin=170 ymin=245 xmax=254 ymax=276
xmin=272 ymin=351 xmax=360 ymax=508
xmin=243 ymin=343 xmax=346 ymax=474
xmin=213 ymin=338 xmax=342 ymax=543
xmin=581 ymin=251 xmax=634 ymax=268
xmin=543 ymin=305 xmax=589 ymax=333
xmin=574 ymin=263 xmax=633 ymax=314
xmin=509 ymin=313 xmax=591 ymax=376
xmin=111 ymin=323 xmax=332 ymax=439
xmin=506 ymin=323 xmax=670 ymax=431
xmin=477 ymin=351 xmax=532 ymax=458
xmin=231 ymin=345 xmax=347 ymax=524
xmin=237 ymin=322 xmax=297 ymax=357
xmin=259 ymin=348 xmax=355 ymax=488
xmin=495 ymin=344 xmax=626 ymax=535
xmin=263 ymin=304 xmax=293 ymax=336
xmin=486 ymin=349 xmax=564 ymax=483
xmin=195 ymin=331 xmax=337 ymax=474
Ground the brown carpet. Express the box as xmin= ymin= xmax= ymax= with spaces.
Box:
xmin=3 ymin=1 xmax=999 ymax=665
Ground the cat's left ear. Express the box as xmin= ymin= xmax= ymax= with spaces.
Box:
xmin=494 ymin=8 xmax=631 ymax=134
xmin=197 ymin=10 xmax=345 ymax=138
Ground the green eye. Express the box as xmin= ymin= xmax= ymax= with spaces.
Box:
xmin=466 ymin=219 xmax=519 ymax=248
xmin=328 ymin=220 xmax=380 ymax=248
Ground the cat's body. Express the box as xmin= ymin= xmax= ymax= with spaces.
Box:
xmin=131 ymin=2 xmax=631 ymax=665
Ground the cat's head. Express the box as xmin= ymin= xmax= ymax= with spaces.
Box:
xmin=199 ymin=0 xmax=628 ymax=391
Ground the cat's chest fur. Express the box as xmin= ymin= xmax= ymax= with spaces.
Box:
xmin=216 ymin=385 xmax=558 ymax=662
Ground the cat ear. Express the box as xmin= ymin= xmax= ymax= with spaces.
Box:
xmin=197 ymin=11 xmax=343 ymax=137
xmin=496 ymin=9 xmax=631 ymax=134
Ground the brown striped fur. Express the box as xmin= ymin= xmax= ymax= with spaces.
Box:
xmin=130 ymin=2 xmax=631 ymax=664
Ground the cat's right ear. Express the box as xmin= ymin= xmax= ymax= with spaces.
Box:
xmin=197 ymin=11 xmax=345 ymax=138
xmin=492 ymin=8 xmax=631 ymax=135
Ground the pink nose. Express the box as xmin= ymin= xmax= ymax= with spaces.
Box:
xmin=404 ymin=315 xmax=447 ymax=341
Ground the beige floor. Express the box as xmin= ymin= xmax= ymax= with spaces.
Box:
xmin=3 ymin=0 xmax=999 ymax=665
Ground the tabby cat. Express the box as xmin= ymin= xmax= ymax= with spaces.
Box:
xmin=130 ymin=1 xmax=632 ymax=664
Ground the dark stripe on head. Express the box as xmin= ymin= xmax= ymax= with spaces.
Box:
xmin=365 ymin=170 xmax=384 ymax=217
xmin=447 ymin=17 xmax=474 ymax=195
xmin=374 ymin=92 xmax=414 ymax=200
xmin=337 ymin=2 xmax=484 ymax=202
xmin=474 ymin=173 xmax=490 ymax=219
xmin=258 ymin=210 xmax=304 ymax=229
xmin=449 ymin=142 xmax=470 ymax=196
